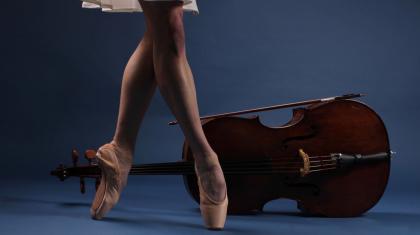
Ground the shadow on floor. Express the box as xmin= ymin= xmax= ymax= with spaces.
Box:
xmin=2 ymin=195 xmax=419 ymax=233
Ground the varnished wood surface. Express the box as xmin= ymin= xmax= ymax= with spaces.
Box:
xmin=182 ymin=100 xmax=390 ymax=216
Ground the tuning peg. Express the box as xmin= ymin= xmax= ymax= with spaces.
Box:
xmin=80 ymin=177 xmax=86 ymax=194
xmin=72 ymin=149 xmax=80 ymax=167
xmin=95 ymin=177 xmax=101 ymax=191
xmin=58 ymin=164 xmax=67 ymax=181
xmin=84 ymin=149 xmax=97 ymax=165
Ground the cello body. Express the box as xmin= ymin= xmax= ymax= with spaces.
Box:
xmin=182 ymin=100 xmax=391 ymax=217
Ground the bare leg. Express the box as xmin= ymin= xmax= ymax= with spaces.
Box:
xmin=139 ymin=0 xmax=226 ymax=201
xmin=111 ymin=28 xmax=157 ymax=155
xmin=90 ymin=25 xmax=157 ymax=219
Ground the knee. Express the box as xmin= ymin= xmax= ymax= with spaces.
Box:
xmin=147 ymin=7 xmax=186 ymax=57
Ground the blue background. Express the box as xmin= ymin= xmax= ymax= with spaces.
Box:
xmin=1 ymin=0 xmax=419 ymax=234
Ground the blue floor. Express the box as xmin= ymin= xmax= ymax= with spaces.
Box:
xmin=1 ymin=176 xmax=419 ymax=235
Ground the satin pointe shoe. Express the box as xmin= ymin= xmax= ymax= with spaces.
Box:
xmin=194 ymin=163 xmax=228 ymax=230
xmin=90 ymin=142 xmax=132 ymax=220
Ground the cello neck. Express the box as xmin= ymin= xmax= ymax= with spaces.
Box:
xmin=129 ymin=161 xmax=194 ymax=175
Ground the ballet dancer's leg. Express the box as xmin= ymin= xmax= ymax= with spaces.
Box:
xmin=112 ymin=28 xmax=156 ymax=154
xmin=139 ymin=0 xmax=227 ymax=203
xmin=90 ymin=25 xmax=157 ymax=219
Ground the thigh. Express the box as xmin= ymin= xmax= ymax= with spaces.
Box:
xmin=139 ymin=0 xmax=184 ymax=20
xmin=139 ymin=0 xmax=185 ymax=43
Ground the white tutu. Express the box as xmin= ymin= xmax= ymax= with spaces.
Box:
xmin=81 ymin=0 xmax=199 ymax=15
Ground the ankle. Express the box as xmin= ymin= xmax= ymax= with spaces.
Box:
xmin=110 ymin=139 xmax=134 ymax=155
xmin=194 ymin=151 xmax=221 ymax=171
xmin=109 ymin=140 xmax=134 ymax=163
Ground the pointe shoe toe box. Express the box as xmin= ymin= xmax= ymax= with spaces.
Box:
xmin=89 ymin=143 xmax=130 ymax=220
xmin=195 ymin=165 xmax=229 ymax=229
xmin=199 ymin=195 xmax=228 ymax=229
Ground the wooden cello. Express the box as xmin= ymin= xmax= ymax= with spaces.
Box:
xmin=51 ymin=94 xmax=392 ymax=217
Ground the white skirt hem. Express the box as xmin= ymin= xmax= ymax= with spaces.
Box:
xmin=80 ymin=0 xmax=199 ymax=15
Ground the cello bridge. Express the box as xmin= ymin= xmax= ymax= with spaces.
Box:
xmin=299 ymin=149 xmax=310 ymax=177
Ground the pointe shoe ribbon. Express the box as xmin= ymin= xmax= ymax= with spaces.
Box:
xmin=194 ymin=164 xmax=228 ymax=230
xmin=90 ymin=142 xmax=132 ymax=220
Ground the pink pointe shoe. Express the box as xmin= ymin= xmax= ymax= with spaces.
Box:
xmin=90 ymin=142 xmax=132 ymax=220
xmin=194 ymin=163 xmax=228 ymax=230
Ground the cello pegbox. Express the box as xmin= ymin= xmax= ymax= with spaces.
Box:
xmin=71 ymin=149 xmax=80 ymax=167
xmin=84 ymin=149 xmax=97 ymax=165
xmin=57 ymin=164 xmax=67 ymax=181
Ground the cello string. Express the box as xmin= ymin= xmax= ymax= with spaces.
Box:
xmin=124 ymin=151 xmax=339 ymax=174
xmin=220 ymin=158 xmax=336 ymax=165
xmin=83 ymin=154 xmax=335 ymax=168
xmin=91 ymin=153 xmax=336 ymax=172
xmin=308 ymin=167 xmax=336 ymax=173
xmin=129 ymin=162 xmax=337 ymax=173
xmin=130 ymin=163 xmax=336 ymax=173
xmin=130 ymin=163 xmax=337 ymax=172
xmin=309 ymin=163 xmax=336 ymax=168
xmin=129 ymin=167 xmax=303 ymax=173
xmin=129 ymin=158 xmax=336 ymax=170
xmin=129 ymin=168 xmax=302 ymax=174
xmin=213 ymin=155 xmax=333 ymax=164
xmin=127 ymin=158 xmax=339 ymax=174
xmin=167 ymin=154 xmax=333 ymax=166
xmin=70 ymin=158 xmax=339 ymax=176
xmin=129 ymin=166 xmax=338 ymax=175
xmin=128 ymin=159 xmax=337 ymax=172
xmin=130 ymin=165 xmax=335 ymax=173
xmin=129 ymin=171 xmax=299 ymax=175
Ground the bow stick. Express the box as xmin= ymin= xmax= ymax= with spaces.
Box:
xmin=168 ymin=93 xmax=365 ymax=126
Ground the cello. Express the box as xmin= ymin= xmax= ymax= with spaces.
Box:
xmin=51 ymin=94 xmax=392 ymax=217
